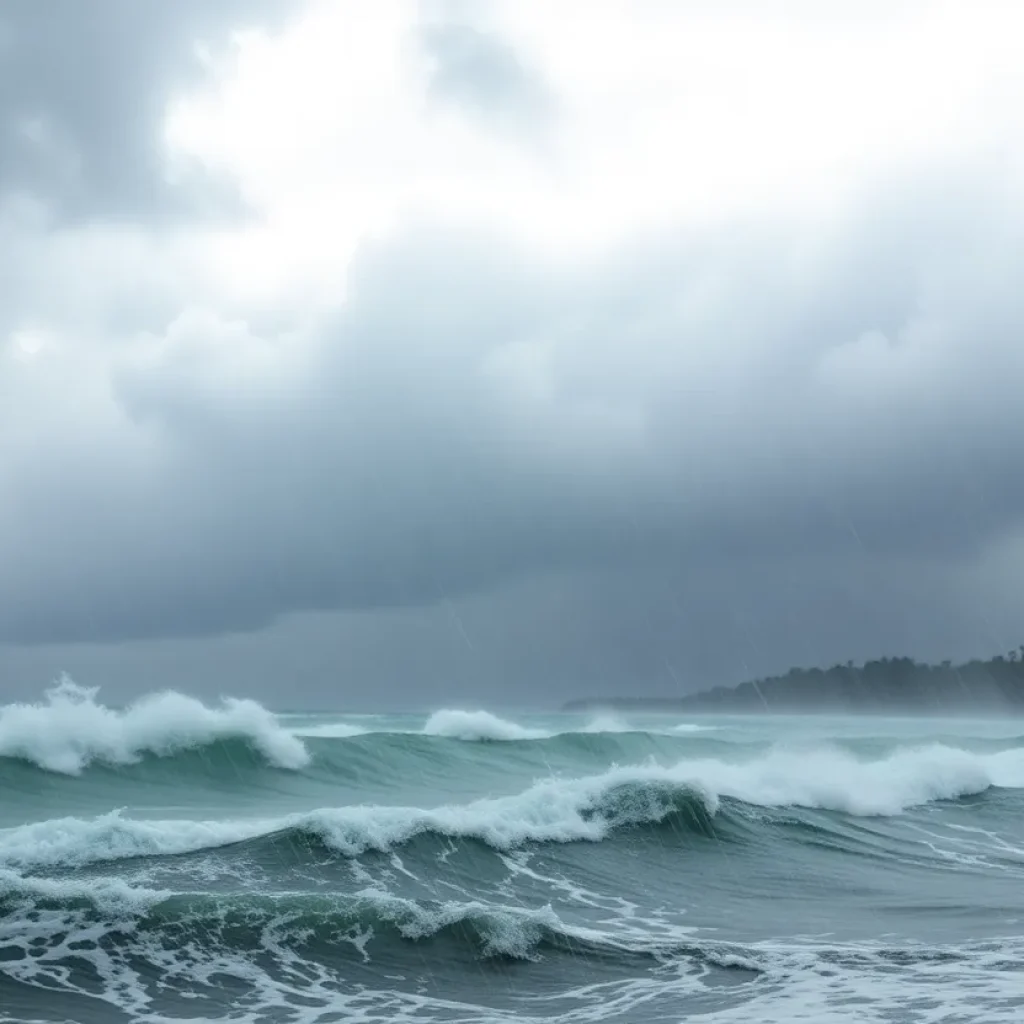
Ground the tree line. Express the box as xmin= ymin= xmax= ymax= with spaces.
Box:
xmin=564 ymin=649 xmax=1024 ymax=713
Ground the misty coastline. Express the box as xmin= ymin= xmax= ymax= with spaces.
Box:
xmin=563 ymin=651 xmax=1024 ymax=715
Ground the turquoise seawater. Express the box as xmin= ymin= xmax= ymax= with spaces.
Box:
xmin=1 ymin=682 xmax=1023 ymax=1023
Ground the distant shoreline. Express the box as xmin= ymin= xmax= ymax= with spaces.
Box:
xmin=563 ymin=651 xmax=1024 ymax=714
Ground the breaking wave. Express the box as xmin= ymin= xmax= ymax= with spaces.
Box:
xmin=0 ymin=876 xmax=750 ymax=970
xmin=420 ymin=709 xmax=714 ymax=741
xmin=0 ymin=678 xmax=309 ymax=774
xmin=0 ymin=685 xmax=721 ymax=779
xmin=4 ymin=687 xmax=1024 ymax=1024
xmin=3 ymin=743 xmax=1019 ymax=873
xmin=421 ymin=709 xmax=549 ymax=741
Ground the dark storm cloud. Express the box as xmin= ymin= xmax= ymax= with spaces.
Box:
xmin=2 ymin=154 xmax=1024 ymax=648
xmin=0 ymin=0 xmax=296 ymax=221
xmin=0 ymin=553 xmax=1013 ymax=708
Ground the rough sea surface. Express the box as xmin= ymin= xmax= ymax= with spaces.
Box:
xmin=2 ymin=680 xmax=1023 ymax=1023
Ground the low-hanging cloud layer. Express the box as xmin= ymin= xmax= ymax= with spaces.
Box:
xmin=2 ymin=0 xmax=1024 ymax=703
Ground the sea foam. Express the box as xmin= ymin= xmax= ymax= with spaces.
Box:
xmin=421 ymin=709 xmax=548 ymax=741
xmin=0 ymin=678 xmax=309 ymax=774
xmin=2 ymin=743 xmax=1019 ymax=872
xmin=293 ymin=709 xmax=714 ymax=742
xmin=420 ymin=710 xmax=711 ymax=741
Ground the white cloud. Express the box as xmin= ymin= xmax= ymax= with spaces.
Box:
xmin=165 ymin=0 xmax=1024 ymax=283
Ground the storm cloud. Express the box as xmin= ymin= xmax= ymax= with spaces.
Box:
xmin=2 ymin=0 xmax=1024 ymax=704
xmin=0 ymin=0 xmax=296 ymax=220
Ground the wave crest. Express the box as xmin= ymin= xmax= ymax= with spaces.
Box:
xmin=3 ymin=743 xmax=1018 ymax=871
xmin=0 ymin=879 xmax=718 ymax=966
xmin=0 ymin=770 xmax=717 ymax=871
xmin=421 ymin=709 xmax=547 ymax=741
xmin=0 ymin=678 xmax=309 ymax=774
xmin=419 ymin=709 xmax=712 ymax=741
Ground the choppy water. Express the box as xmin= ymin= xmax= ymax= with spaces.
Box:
xmin=2 ymin=680 xmax=1023 ymax=1023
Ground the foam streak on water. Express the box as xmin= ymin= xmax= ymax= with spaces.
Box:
xmin=1 ymin=682 xmax=1023 ymax=1024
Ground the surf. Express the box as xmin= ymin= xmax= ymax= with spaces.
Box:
xmin=0 ymin=685 xmax=722 ymax=788
xmin=3 ymin=743 xmax=1019 ymax=873
xmin=0 ymin=678 xmax=309 ymax=774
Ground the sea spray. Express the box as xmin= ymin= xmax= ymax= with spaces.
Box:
xmin=2 ymin=743 xmax=1018 ymax=872
xmin=0 ymin=677 xmax=309 ymax=774
xmin=2 ymin=697 xmax=1023 ymax=1024
xmin=421 ymin=709 xmax=549 ymax=741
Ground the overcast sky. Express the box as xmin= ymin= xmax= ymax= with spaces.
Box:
xmin=3 ymin=0 xmax=1024 ymax=708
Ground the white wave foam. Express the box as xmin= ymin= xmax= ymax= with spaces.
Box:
xmin=0 ymin=866 xmax=167 ymax=913
xmin=421 ymin=709 xmax=547 ymax=741
xmin=707 ymin=743 xmax=1021 ymax=814
xmin=580 ymin=713 xmax=635 ymax=733
xmin=288 ymin=721 xmax=368 ymax=739
xmin=281 ymin=709 xmax=716 ymax=743
xmin=4 ymin=743 xmax=1020 ymax=871
xmin=0 ymin=678 xmax=309 ymax=774
xmin=580 ymin=714 xmax=713 ymax=735
xmin=349 ymin=886 xmax=609 ymax=960
xmin=2 ymin=881 xmax=1019 ymax=1024
xmin=0 ymin=810 xmax=273 ymax=870
xmin=418 ymin=709 xmax=713 ymax=741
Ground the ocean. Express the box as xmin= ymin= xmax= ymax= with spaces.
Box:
xmin=1 ymin=681 xmax=1023 ymax=1023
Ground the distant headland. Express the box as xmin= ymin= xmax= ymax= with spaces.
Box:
xmin=563 ymin=650 xmax=1024 ymax=714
